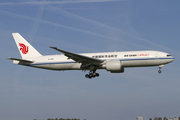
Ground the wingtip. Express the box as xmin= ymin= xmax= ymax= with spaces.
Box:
xmin=49 ymin=46 xmax=57 ymax=49
xmin=7 ymin=57 xmax=12 ymax=60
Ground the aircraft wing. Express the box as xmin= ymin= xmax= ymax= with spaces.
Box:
xmin=49 ymin=47 xmax=104 ymax=65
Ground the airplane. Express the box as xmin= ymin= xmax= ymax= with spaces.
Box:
xmin=8 ymin=33 xmax=175 ymax=79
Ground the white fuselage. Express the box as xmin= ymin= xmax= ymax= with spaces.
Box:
xmin=15 ymin=50 xmax=174 ymax=71
xmin=9 ymin=33 xmax=175 ymax=78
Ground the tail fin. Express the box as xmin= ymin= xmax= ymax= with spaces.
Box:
xmin=12 ymin=33 xmax=42 ymax=59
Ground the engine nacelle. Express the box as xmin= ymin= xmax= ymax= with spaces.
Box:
xmin=104 ymin=60 xmax=124 ymax=73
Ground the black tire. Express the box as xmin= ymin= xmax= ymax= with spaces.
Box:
xmin=92 ymin=73 xmax=96 ymax=77
xmin=89 ymin=73 xmax=93 ymax=78
xmin=85 ymin=74 xmax=89 ymax=78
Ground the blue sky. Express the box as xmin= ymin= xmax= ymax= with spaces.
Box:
xmin=0 ymin=0 xmax=180 ymax=120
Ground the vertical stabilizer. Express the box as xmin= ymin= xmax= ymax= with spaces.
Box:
xmin=12 ymin=33 xmax=42 ymax=59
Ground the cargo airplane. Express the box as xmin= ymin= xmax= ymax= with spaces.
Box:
xmin=8 ymin=33 xmax=174 ymax=79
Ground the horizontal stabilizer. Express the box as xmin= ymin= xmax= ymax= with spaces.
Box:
xmin=7 ymin=58 xmax=34 ymax=64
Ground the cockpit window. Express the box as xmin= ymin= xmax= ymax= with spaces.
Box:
xmin=167 ymin=54 xmax=172 ymax=57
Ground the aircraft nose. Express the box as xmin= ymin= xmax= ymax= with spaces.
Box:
xmin=169 ymin=57 xmax=175 ymax=63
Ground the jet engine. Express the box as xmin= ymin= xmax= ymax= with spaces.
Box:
xmin=103 ymin=60 xmax=124 ymax=73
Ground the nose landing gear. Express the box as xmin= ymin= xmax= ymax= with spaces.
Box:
xmin=158 ymin=65 xmax=164 ymax=74
xmin=158 ymin=69 xmax=161 ymax=74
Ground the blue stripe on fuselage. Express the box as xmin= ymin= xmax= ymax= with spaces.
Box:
xmin=28 ymin=57 xmax=174 ymax=66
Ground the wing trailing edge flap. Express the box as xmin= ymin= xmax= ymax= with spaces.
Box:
xmin=49 ymin=47 xmax=104 ymax=65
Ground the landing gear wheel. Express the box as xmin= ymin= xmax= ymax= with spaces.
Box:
xmin=96 ymin=73 xmax=99 ymax=77
xmin=89 ymin=73 xmax=93 ymax=78
xmin=158 ymin=70 xmax=162 ymax=74
xmin=84 ymin=71 xmax=100 ymax=79
xmin=92 ymin=73 xmax=96 ymax=77
xmin=85 ymin=74 xmax=89 ymax=78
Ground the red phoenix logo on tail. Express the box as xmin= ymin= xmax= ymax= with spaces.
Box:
xmin=19 ymin=43 xmax=29 ymax=54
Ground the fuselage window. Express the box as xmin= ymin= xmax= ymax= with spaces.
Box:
xmin=167 ymin=54 xmax=171 ymax=57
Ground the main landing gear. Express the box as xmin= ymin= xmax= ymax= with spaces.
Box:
xmin=85 ymin=71 xmax=99 ymax=79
